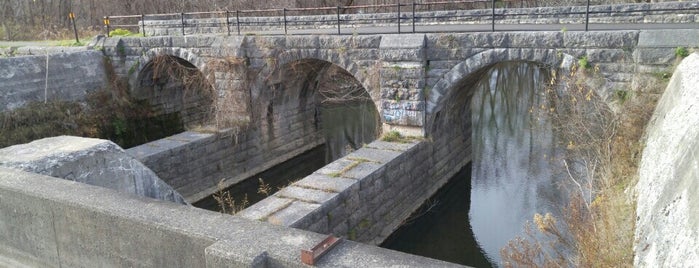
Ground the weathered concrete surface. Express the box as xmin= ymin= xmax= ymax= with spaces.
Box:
xmin=635 ymin=53 xmax=699 ymax=267
xmin=0 ymin=50 xmax=106 ymax=111
xmin=0 ymin=136 xmax=187 ymax=204
xmin=0 ymin=167 xmax=463 ymax=267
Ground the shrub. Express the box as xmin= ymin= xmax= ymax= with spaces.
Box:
xmin=578 ymin=56 xmax=591 ymax=69
xmin=675 ymin=46 xmax=690 ymax=58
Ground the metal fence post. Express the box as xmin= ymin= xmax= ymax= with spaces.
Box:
xmin=181 ymin=12 xmax=186 ymax=36
xmin=491 ymin=0 xmax=495 ymax=32
xmin=69 ymin=12 xmax=79 ymax=43
xmin=225 ymin=11 xmax=231 ymax=36
xmin=104 ymin=16 xmax=110 ymax=37
xmin=283 ymin=8 xmax=288 ymax=35
xmin=397 ymin=3 xmax=401 ymax=34
xmin=236 ymin=10 xmax=241 ymax=35
xmin=336 ymin=6 xmax=341 ymax=35
xmin=412 ymin=2 xmax=416 ymax=33
xmin=141 ymin=14 xmax=145 ymax=37
xmin=585 ymin=0 xmax=590 ymax=31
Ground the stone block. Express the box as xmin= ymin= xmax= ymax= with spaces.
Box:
xmin=379 ymin=34 xmax=426 ymax=49
xmin=237 ymin=196 xmax=294 ymax=221
xmin=275 ymin=186 xmax=336 ymax=204
xmin=638 ymin=29 xmax=699 ymax=48
xmin=508 ymin=32 xmax=564 ymax=48
xmin=267 ymin=201 xmax=320 ymax=227
xmin=294 ymin=174 xmax=357 ymax=193
xmin=633 ymin=48 xmax=678 ymax=65
xmin=563 ymin=31 xmax=639 ymax=49
xmin=379 ymin=49 xmax=425 ymax=62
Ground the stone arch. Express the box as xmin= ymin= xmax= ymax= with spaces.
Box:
xmin=133 ymin=52 xmax=215 ymax=128
xmin=129 ymin=47 xmax=209 ymax=90
xmin=269 ymin=49 xmax=382 ymax=111
xmin=425 ymin=48 xmax=576 ymax=134
xmin=254 ymin=56 xmax=381 ymax=161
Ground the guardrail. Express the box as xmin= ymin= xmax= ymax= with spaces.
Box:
xmin=103 ymin=0 xmax=699 ymax=37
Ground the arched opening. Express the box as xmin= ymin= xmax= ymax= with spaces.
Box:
xmin=135 ymin=55 xmax=214 ymax=131
xmin=385 ymin=61 xmax=572 ymax=267
xmin=259 ymin=58 xmax=381 ymax=163
xmin=194 ymin=58 xmax=380 ymax=211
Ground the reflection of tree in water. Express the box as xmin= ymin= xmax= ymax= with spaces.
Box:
xmin=468 ymin=62 xmax=568 ymax=265
xmin=313 ymin=64 xmax=380 ymax=162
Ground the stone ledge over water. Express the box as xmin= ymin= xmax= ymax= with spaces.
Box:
xmin=0 ymin=135 xmax=187 ymax=205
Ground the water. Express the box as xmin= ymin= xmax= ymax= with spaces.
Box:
xmin=381 ymin=62 xmax=566 ymax=267
xmin=193 ymin=145 xmax=328 ymax=211
xmin=469 ymin=62 xmax=565 ymax=265
xmin=381 ymin=164 xmax=493 ymax=268
xmin=321 ymin=102 xmax=379 ymax=162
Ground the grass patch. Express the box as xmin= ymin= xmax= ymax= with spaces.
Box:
xmin=380 ymin=130 xmax=420 ymax=143
xmin=53 ymin=40 xmax=85 ymax=47
xmin=109 ymin=28 xmax=139 ymax=37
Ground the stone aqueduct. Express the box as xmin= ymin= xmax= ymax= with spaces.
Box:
xmin=0 ymin=25 xmax=694 ymax=266
xmin=108 ymin=31 xmax=646 ymax=136
xmin=99 ymin=29 xmax=687 ymax=241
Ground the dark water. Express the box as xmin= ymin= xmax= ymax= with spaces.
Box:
xmin=381 ymin=164 xmax=494 ymax=268
xmin=193 ymin=145 xmax=328 ymax=210
xmin=321 ymin=102 xmax=379 ymax=162
xmin=195 ymin=101 xmax=379 ymax=211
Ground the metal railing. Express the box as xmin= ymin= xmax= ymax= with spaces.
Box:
xmin=103 ymin=0 xmax=699 ymax=37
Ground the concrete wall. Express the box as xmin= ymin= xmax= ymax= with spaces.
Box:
xmin=0 ymin=50 xmax=106 ymax=111
xmin=0 ymin=167 xmax=461 ymax=267
xmin=140 ymin=2 xmax=699 ymax=36
xmin=0 ymin=136 xmax=187 ymax=204
xmin=635 ymin=53 xmax=699 ymax=267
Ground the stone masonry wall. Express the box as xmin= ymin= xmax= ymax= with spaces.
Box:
xmin=0 ymin=50 xmax=106 ymax=111
xmin=238 ymin=137 xmax=470 ymax=246
xmin=139 ymin=2 xmax=699 ymax=36
xmin=126 ymin=126 xmax=324 ymax=203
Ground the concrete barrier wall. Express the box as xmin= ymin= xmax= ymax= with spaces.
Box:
xmin=0 ymin=50 xmax=107 ymax=111
xmin=0 ymin=167 xmax=462 ymax=267
xmin=141 ymin=2 xmax=699 ymax=36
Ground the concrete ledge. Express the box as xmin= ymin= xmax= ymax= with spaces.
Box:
xmin=0 ymin=167 xmax=462 ymax=267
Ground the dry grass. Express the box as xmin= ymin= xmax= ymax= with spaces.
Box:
xmin=212 ymin=179 xmax=249 ymax=215
xmin=501 ymin=64 xmax=657 ymax=267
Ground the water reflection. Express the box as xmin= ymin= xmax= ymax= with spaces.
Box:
xmin=470 ymin=62 xmax=565 ymax=265
xmin=321 ymin=102 xmax=379 ymax=162
xmin=381 ymin=164 xmax=494 ymax=267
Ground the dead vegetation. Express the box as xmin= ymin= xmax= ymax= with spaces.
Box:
xmin=501 ymin=64 xmax=657 ymax=267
